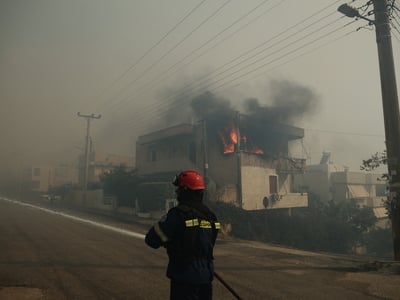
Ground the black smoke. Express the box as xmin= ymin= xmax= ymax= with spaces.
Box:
xmin=189 ymin=79 xmax=319 ymax=126
xmin=243 ymin=79 xmax=319 ymax=124
xmin=190 ymin=91 xmax=233 ymax=127
xmin=188 ymin=79 xmax=320 ymax=155
xmin=154 ymin=78 xmax=320 ymax=153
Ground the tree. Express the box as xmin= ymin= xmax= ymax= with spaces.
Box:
xmin=361 ymin=151 xmax=391 ymax=218
xmin=136 ymin=182 xmax=175 ymax=212
xmin=360 ymin=150 xmax=387 ymax=172
xmin=99 ymin=165 xmax=143 ymax=207
xmin=208 ymin=194 xmax=377 ymax=254
xmin=364 ymin=227 xmax=393 ymax=259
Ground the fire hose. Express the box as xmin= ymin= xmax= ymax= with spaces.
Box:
xmin=214 ymin=271 xmax=243 ymax=300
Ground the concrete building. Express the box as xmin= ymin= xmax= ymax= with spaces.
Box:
xmin=52 ymin=163 xmax=79 ymax=188
xmin=293 ymin=152 xmax=389 ymax=227
xmin=78 ymin=151 xmax=135 ymax=187
xmin=136 ymin=115 xmax=308 ymax=211
xmin=28 ymin=166 xmax=53 ymax=193
xmin=25 ymin=163 xmax=78 ymax=193
xmin=293 ymin=153 xmax=386 ymax=204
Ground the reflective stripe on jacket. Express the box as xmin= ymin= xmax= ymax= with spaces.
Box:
xmin=145 ymin=202 xmax=219 ymax=283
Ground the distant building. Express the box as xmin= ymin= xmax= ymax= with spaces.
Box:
xmin=25 ymin=163 xmax=78 ymax=193
xmin=78 ymin=151 xmax=135 ymax=187
xmin=136 ymin=114 xmax=308 ymax=211
xmin=52 ymin=163 xmax=79 ymax=188
xmin=293 ymin=152 xmax=389 ymax=227
xmin=28 ymin=166 xmax=53 ymax=193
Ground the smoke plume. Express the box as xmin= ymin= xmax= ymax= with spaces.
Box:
xmin=189 ymin=79 xmax=320 ymax=125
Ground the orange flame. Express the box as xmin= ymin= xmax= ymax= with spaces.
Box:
xmin=218 ymin=129 xmax=235 ymax=154
xmin=230 ymin=126 xmax=238 ymax=144
xmin=218 ymin=122 xmax=264 ymax=155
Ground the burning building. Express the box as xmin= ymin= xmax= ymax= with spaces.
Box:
xmin=135 ymin=110 xmax=308 ymax=210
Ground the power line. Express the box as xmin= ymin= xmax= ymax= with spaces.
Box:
xmin=121 ymin=18 xmax=353 ymax=133
xmin=106 ymin=0 xmax=283 ymax=113
xmin=109 ymin=1 xmax=344 ymax=118
xmin=390 ymin=4 xmax=400 ymax=39
xmin=109 ymin=1 xmax=342 ymax=115
xmin=203 ymin=15 xmax=345 ymax=88
xmin=101 ymin=0 xmax=232 ymax=110
xmin=171 ymin=16 xmax=348 ymax=104
xmin=90 ymin=0 xmax=208 ymax=110
xmin=165 ymin=21 xmax=354 ymax=117
xmin=304 ymin=128 xmax=384 ymax=137
xmin=124 ymin=20 xmax=358 ymax=134
xmin=220 ymin=25 xmax=357 ymax=93
xmin=96 ymin=1 xmax=367 ymax=138
xmin=204 ymin=18 xmax=354 ymax=93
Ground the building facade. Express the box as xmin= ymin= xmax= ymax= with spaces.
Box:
xmin=78 ymin=151 xmax=135 ymax=187
xmin=136 ymin=116 xmax=308 ymax=211
xmin=293 ymin=154 xmax=389 ymax=227
xmin=293 ymin=159 xmax=386 ymax=205
xmin=25 ymin=163 xmax=78 ymax=193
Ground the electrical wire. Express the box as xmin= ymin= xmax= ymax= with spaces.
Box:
xmin=174 ymin=15 xmax=347 ymax=100
xmin=120 ymin=31 xmax=355 ymax=136
xmin=390 ymin=5 xmax=400 ymax=38
xmin=220 ymin=25 xmax=358 ymax=94
xmin=107 ymin=0 xmax=342 ymax=115
xmin=94 ymin=1 xmax=398 ymax=168
xmin=304 ymin=128 xmax=384 ymax=137
xmin=123 ymin=20 xmax=359 ymax=134
xmin=108 ymin=0 xmax=344 ymax=118
xmin=101 ymin=0 xmax=232 ymax=110
xmin=105 ymin=0 xmax=284 ymax=113
xmin=93 ymin=1 xmax=370 ymax=139
xmin=156 ymin=19 xmax=357 ymax=120
xmin=204 ymin=15 xmax=346 ymax=90
xmin=390 ymin=23 xmax=400 ymax=42
xmin=90 ymin=0 xmax=208 ymax=110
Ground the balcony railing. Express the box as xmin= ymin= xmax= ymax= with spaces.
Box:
xmin=275 ymin=157 xmax=306 ymax=174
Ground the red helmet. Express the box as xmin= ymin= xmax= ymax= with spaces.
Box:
xmin=173 ymin=170 xmax=205 ymax=190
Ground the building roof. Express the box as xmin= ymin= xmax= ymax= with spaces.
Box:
xmin=137 ymin=123 xmax=195 ymax=145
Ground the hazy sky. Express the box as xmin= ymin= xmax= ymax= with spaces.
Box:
xmin=1 ymin=0 xmax=399 ymax=173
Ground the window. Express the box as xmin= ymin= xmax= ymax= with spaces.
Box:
xmin=269 ymin=175 xmax=278 ymax=194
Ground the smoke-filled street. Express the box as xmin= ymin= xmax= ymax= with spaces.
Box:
xmin=0 ymin=198 xmax=399 ymax=299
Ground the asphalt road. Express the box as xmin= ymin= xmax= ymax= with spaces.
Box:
xmin=0 ymin=198 xmax=399 ymax=300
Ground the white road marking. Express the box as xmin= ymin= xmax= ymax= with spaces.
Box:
xmin=0 ymin=197 xmax=146 ymax=240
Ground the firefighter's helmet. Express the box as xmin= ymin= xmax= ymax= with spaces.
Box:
xmin=173 ymin=170 xmax=205 ymax=190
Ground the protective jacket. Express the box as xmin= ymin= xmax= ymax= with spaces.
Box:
xmin=145 ymin=201 xmax=220 ymax=284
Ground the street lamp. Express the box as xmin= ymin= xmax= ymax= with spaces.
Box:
xmin=337 ymin=3 xmax=375 ymax=24
xmin=338 ymin=1 xmax=400 ymax=260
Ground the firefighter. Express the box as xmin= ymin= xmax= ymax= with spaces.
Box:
xmin=145 ymin=170 xmax=220 ymax=300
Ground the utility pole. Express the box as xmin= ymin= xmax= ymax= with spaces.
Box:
xmin=338 ymin=1 xmax=400 ymax=260
xmin=201 ymin=119 xmax=209 ymax=202
xmin=77 ymin=112 xmax=101 ymax=193
xmin=373 ymin=0 xmax=400 ymax=261
xmin=235 ymin=111 xmax=243 ymax=209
